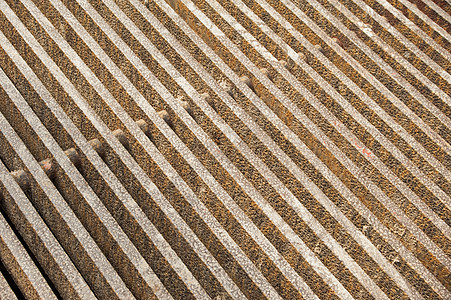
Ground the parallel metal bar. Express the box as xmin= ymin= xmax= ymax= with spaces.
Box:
xmin=0 ymin=0 xmax=448 ymax=297
xmin=0 ymin=69 xmax=134 ymax=300
xmin=231 ymin=0 xmax=451 ymax=241
xmin=0 ymin=2 xmax=248 ymax=298
xmin=0 ymin=158 xmax=95 ymax=299
xmin=147 ymin=0 xmax=451 ymax=296
xmin=0 ymin=58 xmax=172 ymax=299
xmin=168 ymin=0 xmax=449 ymax=280
xmin=0 ymin=208 xmax=57 ymax=300
xmin=0 ymin=271 xmax=17 ymax=300
xmin=11 ymin=0 xmax=279 ymax=297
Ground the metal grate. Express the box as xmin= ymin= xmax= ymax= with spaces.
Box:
xmin=0 ymin=0 xmax=449 ymax=298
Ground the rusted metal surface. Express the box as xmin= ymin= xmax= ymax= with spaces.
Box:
xmin=0 ymin=0 xmax=449 ymax=298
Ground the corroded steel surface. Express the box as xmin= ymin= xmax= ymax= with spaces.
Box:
xmin=0 ymin=0 xmax=449 ymax=298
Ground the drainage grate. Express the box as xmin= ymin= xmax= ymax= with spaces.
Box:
xmin=0 ymin=0 xmax=449 ymax=298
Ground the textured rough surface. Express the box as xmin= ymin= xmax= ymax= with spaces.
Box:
xmin=0 ymin=0 xmax=449 ymax=298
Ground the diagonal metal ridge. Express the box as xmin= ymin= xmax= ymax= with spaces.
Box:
xmin=0 ymin=0 xmax=449 ymax=298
